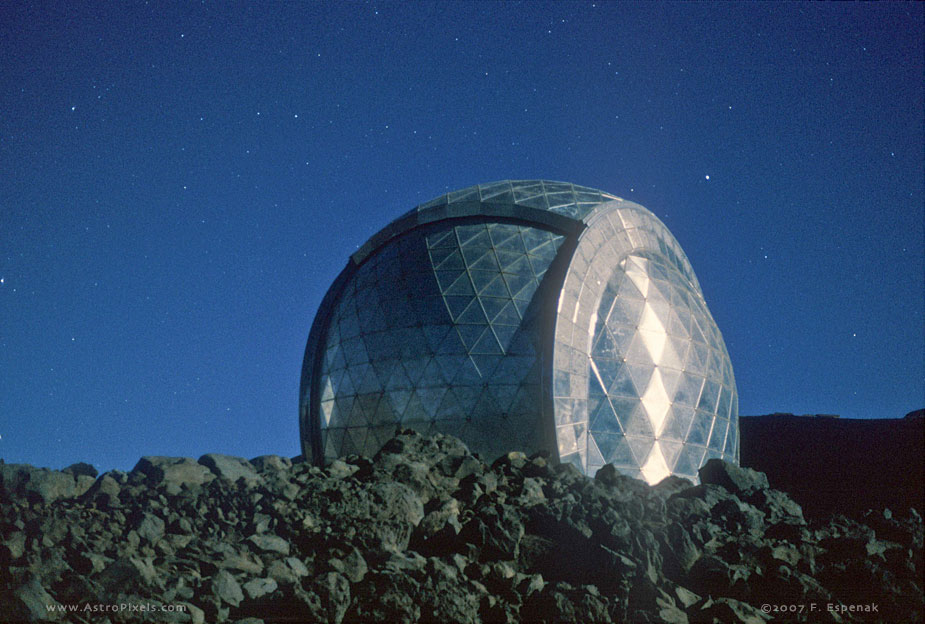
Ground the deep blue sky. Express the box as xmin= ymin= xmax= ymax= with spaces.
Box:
xmin=2 ymin=2 xmax=922 ymax=472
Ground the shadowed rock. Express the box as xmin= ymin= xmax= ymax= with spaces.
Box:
xmin=0 ymin=428 xmax=921 ymax=623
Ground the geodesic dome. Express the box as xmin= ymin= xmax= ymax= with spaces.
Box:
xmin=300 ymin=180 xmax=738 ymax=484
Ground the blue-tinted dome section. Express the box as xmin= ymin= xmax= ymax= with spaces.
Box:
xmin=352 ymin=180 xmax=621 ymax=264
xmin=417 ymin=180 xmax=622 ymax=222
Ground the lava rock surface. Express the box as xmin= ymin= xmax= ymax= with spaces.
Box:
xmin=1 ymin=430 xmax=922 ymax=623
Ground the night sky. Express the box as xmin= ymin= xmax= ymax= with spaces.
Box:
xmin=2 ymin=2 xmax=922 ymax=473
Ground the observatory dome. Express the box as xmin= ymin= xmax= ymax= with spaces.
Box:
xmin=300 ymin=180 xmax=738 ymax=484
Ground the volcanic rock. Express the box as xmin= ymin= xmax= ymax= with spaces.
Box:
xmin=1 ymin=428 xmax=922 ymax=623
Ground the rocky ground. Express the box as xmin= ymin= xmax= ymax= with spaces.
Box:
xmin=1 ymin=430 xmax=922 ymax=624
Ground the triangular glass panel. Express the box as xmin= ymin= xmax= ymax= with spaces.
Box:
xmin=433 ymin=327 xmax=463 ymax=354
xmin=625 ymin=435 xmax=655 ymax=466
xmin=418 ymin=358 xmax=446 ymax=388
xmin=479 ymin=184 xmax=515 ymax=203
xmin=493 ymin=354 xmax=535 ymax=380
xmin=657 ymin=439 xmax=684 ymax=471
xmin=690 ymin=315 xmax=708 ymax=345
xmin=447 ymin=186 xmax=480 ymax=203
xmin=511 ymin=299 xmax=534 ymax=326
xmin=436 ymin=270 xmax=466 ymax=293
xmin=456 ymin=299 xmax=488 ymax=325
xmin=320 ymin=399 xmax=335 ymax=427
xmin=429 ymin=246 xmax=456 ymax=269
xmin=335 ymin=367 xmax=356 ymax=396
xmin=424 ymin=355 xmax=457 ymax=385
xmin=686 ymin=413 xmax=712 ymax=446
xmin=512 ymin=281 xmax=539 ymax=303
xmin=528 ymin=239 xmax=559 ymax=262
xmin=591 ymin=432 xmax=635 ymax=466
xmin=400 ymin=392 xmax=427 ymax=423
xmin=671 ymin=445 xmax=700 ymax=480
xmin=426 ymin=228 xmax=457 ymax=249
xmin=646 ymin=289 xmax=672 ymax=320
xmin=622 ymin=332 xmax=655 ymax=371
xmin=455 ymin=224 xmax=487 ymax=246
xmin=470 ymin=353 xmax=504 ymax=377
xmin=396 ymin=326 xmax=428 ymax=357
xmin=490 ymin=324 xmax=518 ymax=352
xmin=615 ymin=296 xmax=645 ymax=328
xmin=452 ymin=384 xmax=484 ymax=411
xmin=333 ymin=394 xmax=354 ymax=422
xmin=495 ymin=248 xmax=525 ymax=270
xmin=370 ymin=398 xmax=396 ymax=427
xmin=323 ymin=428 xmax=346 ymax=459
xmin=592 ymin=328 xmax=619 ymax=360
xmin=487 ymin=223 xmax=519 ymax=245
xmin=453 ymin=358 xmax=483 ymax=385
xmin=502 ymin=273 xmax=532 ymax=301
xmin=654 ymin=337 xmax=683 ymax=371
xmin=659 ymin=406 xmax=695 ymax=441
xmin=593 ymin=360 xmax=620 ymax=395
xmin=518 ymin=192 xmax=550 ymax=210
xmin=335 ymin=364 xmax=368 ymax=394
xmin=717 ymin=385 xmax=733 ymax=419
xmin=460 ymin=229 xmax=492 ymax=250
xmin=501 ymin=255 xmax=533 ymax=279
xmin=510 ymin=183 xmax=542 ymax=200
xmin=609 ymin=396 xmax=640 ymax=425
xmin=445 ymin=272 xmax=475 ymax=296
xmin=724 ymin=423 xmax=739 ymax=458
xmin=622 ymin=405 xmax=655 ymax=438
xmin=402 ymin=357 xmax=430 ymax=385
xmin=509 ymin=384 xmax=537 ymax=417
xmin=668 ymin=306 xmax=692 ymax=338
xmin=456 ymin=324 xmax=486 ymax=351
xmin=625 ymin=363 xmax=654 ymax=395
xmin=434 ymin=388 xmax=466 ymax=420
xmin=434 ymin=249 xmax=466 ymax=271
xmin=469 ymin=250 xmax=501 ymax=272
xmin=469 ymin=270 xmax=498 ymax=294
xmin=478 ymin=275 xmax=510 ymax=298
xmin=708 ymin=418 xmax=728 ymax=452
xmin=471 ymin=328 xmax=503 ymax=354
xmin=422 ymin=325 xmax=452 ymax=352
xmin=587 ymin=436 xmax=606 ymax=469
xmin=520 ymin=228 xmax=551 ymax=252
xmin=640 ymin=443 xmax=671 ymax=485
xmin=387 ymin=389 xmax=412 ymax=417
xmin=417 ymin=387 xmax=448 ymax=419
xmin=356 ymin=366 xmax=383 ymax=394
xmin=526 ymin=256 xmax=553 ymax=280
xmin=325 ymin=345 xmax=347 ymax=372
xmin=698 ymin=379 xmax=720 ymax=413
xmin=346 ymin=400 xmax=370 ymax=428
xmin=686 ymin=341 xmax=709 ymax=372
xmin=479 ymin=296 xmax=509 ymax=321
xmin=656 ymin=367 xmax=682 ymax=398
xmin=589 ymin=399 xmax=622 ymax=434
xmin=607 ymin=323 xmax=636 ymax=354
xmin=491 ymin=301 xmax=522 ymax=325
xmin=489 ymin=384 xmax=520 ymax=412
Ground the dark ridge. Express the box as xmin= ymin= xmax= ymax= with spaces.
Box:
xmin=740 ymin=413 xmax=924 ymax=520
